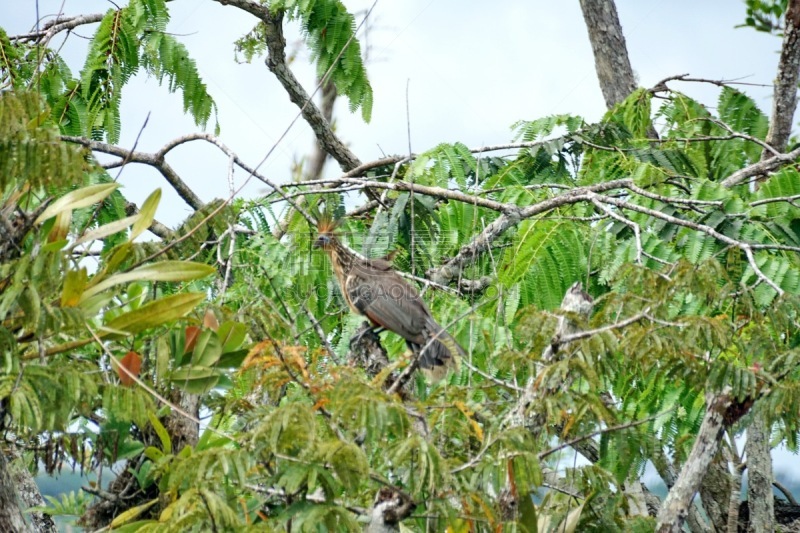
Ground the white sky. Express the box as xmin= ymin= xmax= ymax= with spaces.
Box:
xmin=5 ymin=0 xmax=800 ymax=487
xmin=2 ymin=1 xmax=782 ymax=227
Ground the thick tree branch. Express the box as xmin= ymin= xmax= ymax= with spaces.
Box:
xmin=578 ymin=0 xmax=637 ymax=108
xmin=720 ymin=140 xmax=800 ymax=187
xmin=62 ymin=136 xmax=204 ymax=210
xmin=656 ymin=391 xmax=752 ymax=532
xmin=214 ymin=0 xmax=362 ymax=172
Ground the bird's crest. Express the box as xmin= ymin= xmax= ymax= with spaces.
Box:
xmin=316 ymin=214 xmax=341 ymax=236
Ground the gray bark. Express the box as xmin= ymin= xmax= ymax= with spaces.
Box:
xmin=763 ymin=0 xmax=800 ymax=157
xmin=578 ymin=0 xmax=638 ymax=108
xmin=656 ymin=391 xmax=747 ymax=533
xmin=698 ymin=460 xmax=730 ymax=531
xmin=0 ymin=450 xmax=32 ymax=533
xmin=305 ymin=78 xmax=338 ymax=182
xmin=745 ymin=415 xmax=774 ymax=533
xmin=724 ymin=444 xmax=743 ymax=533
xmin=652 ymin=447 xmax=711 ymax=533
xmin=7 ymin=449 xmax=57 ymax=533
xmin=365 ymin=488 xmax=415 ymax=533
xmin=743 ymin=4 xmax=800 ymax=527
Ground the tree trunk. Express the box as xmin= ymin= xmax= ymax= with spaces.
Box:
xmin=0 ymin=450 xmax=32 ymax=533
xmin=745 ymin=415 xmax=774 ymax=533
xmin=7 ymin=449 xmax=57 ymax=533
xmin=656 ymin=392 xmax=734 ymax=533
xmin=698 ymin=459 xmax=730 ymax=530
xmin=763 ymin=0 xmax=800 ymax=158
xmin=578 ymin=0 xmax=637 ymax=108
xmin=742 ymin=2 xmax=800 ymax=526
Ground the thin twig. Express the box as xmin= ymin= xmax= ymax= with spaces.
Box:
xmin=538 ymin=409 xmax=673 ymax=460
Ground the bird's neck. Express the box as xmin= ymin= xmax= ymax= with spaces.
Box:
xmin=327 ymin=238 xmax=356 ymax=282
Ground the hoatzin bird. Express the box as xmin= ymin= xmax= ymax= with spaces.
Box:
xmin=314 ymin=219 xmax=463 ymax=377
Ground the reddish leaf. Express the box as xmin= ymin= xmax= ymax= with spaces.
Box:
xmin=203 ymin=310 xmax=219 ymax=331
xmin=185 ymin=326 xmax=201 ymax=353
xmin=117 ymin=351 xmax=142 ymax=387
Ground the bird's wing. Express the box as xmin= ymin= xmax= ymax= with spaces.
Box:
xmin=345 ymin=265 xmax=429 ymax=344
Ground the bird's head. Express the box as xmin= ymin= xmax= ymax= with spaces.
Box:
xmin=313 ymin=216 xmax=340 ymax=251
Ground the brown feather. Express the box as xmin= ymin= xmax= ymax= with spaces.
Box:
xmin=316 ymin=229 xmax=462 ymax=376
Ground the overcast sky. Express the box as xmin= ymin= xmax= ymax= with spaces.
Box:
xmin=2 ymin=1 xmax=783 ymax=227
xmin=5 ymin=0 xmax=800 ymax=485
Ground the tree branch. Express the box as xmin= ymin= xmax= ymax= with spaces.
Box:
xmin=655 ymin=390 xmax=752 ymax=532
xmin=62 ymin=136 xmax=204 ymax=210
xmin=720 ymin=144 xmax=800 ymax=187
xmin=10 ymin=13 xmax=104 ymax=44
xmin=214 ymin=0 xmax=362 ymax=172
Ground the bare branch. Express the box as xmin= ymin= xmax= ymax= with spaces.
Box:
xmin=720 ymin=144 xmax=800 ymax=188
xmin=428 ymin=179 xmax=631 ymax=285
xmin=592 ymin=193 xmax=785 ymax=295
xmin=649 ymin=73 xmax=773 ymax=94
xmin=10 ymin=13 xmax=104 ymax=44
xmin=214 ymin=0 xmax=362 ymax=172
xmin=62 ymin=136 xmax=204 ymax=210
xmin=538 ymin=409 xmax=671 ymax=460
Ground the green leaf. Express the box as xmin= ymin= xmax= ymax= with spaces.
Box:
xmin=216 ymin=349 xmax=247 ymax=369
xmin=131 ymin=188 xmax=161 ymax=240
xmin=73 ymin=214 xmax=139 ymax=246
xmin=81 ymin=261 xmax=215 ymax=302
xmin=170 ymin=365 xmax=222 ymax=394
xmin=104 ymin=292 xmax=205 ymax=334
xmin=35 ymin=183 xmax=119 ymax=224
xmin=217 ymin=321 xmax=246 ymax=353
xmin=190 ymin=329 xmax=223 ymax=367
xmin=147 ymin=411 xmax=172 ymax=455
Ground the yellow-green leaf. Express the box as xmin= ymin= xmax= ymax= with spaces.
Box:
xmin=108 ymin=498 xmax=158 ymax=528
xmin=81 ymin=261 xmax=215 ymax=302
xmin=48 ymin=210 xmax=71 ymax=242
xmin=218 ymin=321 xmax=247 ymax=353
xmin=35 ymin=183 xmax=119 ymax=224
xmin=143 ymin=446 xmax=163 ymax=462
xmin=104 ymin=293 xmax=205 ymax=334
xmin=191 ymin=330 xmax=222 ymax=367
xmin=131 ymin=189 xmax=161 ymax=241
xmin=155 ymin=336 xmax=170 ymax=384
xmin=170 ymin=365 xmax=222 ymax=394
xmin=148 ymin=412 xmax=172 ymax=455
xmin=73 ymin=215 xmax=139 ymax=247
xmin=61 ymin=268 xmax=88 ymax=307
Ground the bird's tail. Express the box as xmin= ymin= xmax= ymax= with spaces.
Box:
xmin=417 ymin=319 xmax=464 ymax=381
